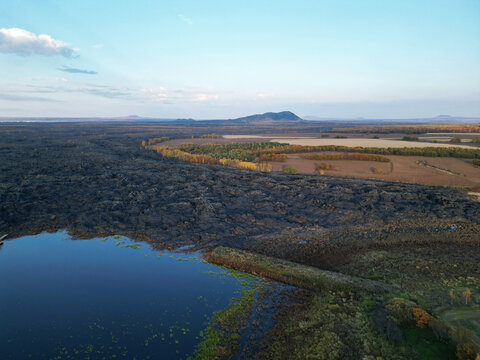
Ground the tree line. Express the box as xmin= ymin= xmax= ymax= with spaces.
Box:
xmin=304 ymin=153 xmax=391 ymax=162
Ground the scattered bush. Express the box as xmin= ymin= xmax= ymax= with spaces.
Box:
xmin=316 ymin=163 xmax=337 ymax=171
xmin=402 ymin=136 xmax=419 ymax=141
xmin=450 ymin=138 xmax=462 ymax=143
xmin=371 ymin=306 xmax=404 ymax=342
xmin=151 ymin=145 xmax=272 ymax=172
xmin=371 ymin=167 xmax=384 ymax=174
xmin=412 ymin=307 xmax=430 ymax=328
xmin=200 ymin=134 xmax=223 ymax=139
xmin=147 ymin=137 xmax=169 ymax=145
xmin=175 ymin=142 xmax=283 ymax=162
xmin=473 ymin=159 xmax=480 ymax=167
xmin=283 ymin=166 xmax=299 ymax=174
xmin=385 ymin=298 xmax=416 ymax=326
xmin=456 ymin=341 xmax=480 ymax=360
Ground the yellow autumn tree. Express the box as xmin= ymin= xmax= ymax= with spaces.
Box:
xmin=412 ymin=307 xmax=430 ymax=328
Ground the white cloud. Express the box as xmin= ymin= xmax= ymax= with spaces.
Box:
xmin=195 ymin=93 xmax=218 ymax=101
xmin=0 ymin=93 xmax=62 ymax=102
xmin=178 ymin=14 xmax=193 ymax=25
xmin=2 ymin=79 xmax=223 ymax=105
xmin=0 ymin=28 xmax=75 ymax=57
xmin=257 ymin=93 xmax=274 ymax=99
xmin=140 ymin=86 xmax=219 ymax=103
xmin=92 ymin=44 xmax=103 ymax=49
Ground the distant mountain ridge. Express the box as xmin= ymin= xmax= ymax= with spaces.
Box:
xmin=2 ymin=112 xmax=479 ymax=123
xmin=231 ymin=111 xmax=303 ymax=122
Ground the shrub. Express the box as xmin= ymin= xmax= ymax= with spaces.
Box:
xmin=402 ymin=136 xmax=419 ymax=141
xmin=385 ymin=298 xmax=416 ymax=326
xmin=200 ymin=134 xmax=222 ymax=139
xmin=283 ymin=166 xmax=299 ymax=174
xmin=371 ymin=167 xmax=384 ymax=174
xmin=412 ymin=307 xmax=430 ymax=328
xmin=152 ymin=145 xmax=272 ymax=172
xmin=316 ymin=163 xmax=337 ymax=170
xmin=147 ymin=136 xmax=169 ymax=145
xmin=428 ymin=318 xmax=451 ymax=341
xmin=450 ymin=137 xmax=462 ymax=143
xmin=456 ymin=341 xmax=480 ymax=360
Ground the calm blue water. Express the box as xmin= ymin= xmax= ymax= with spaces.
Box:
xmin=0 ymin=231 xmax=252 ymax=360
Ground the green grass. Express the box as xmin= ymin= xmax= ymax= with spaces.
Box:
xmin=441 ymin=307 xmax=480 ymax=344
xmin=124 ymin=244 xmax=141 ymax=249
xmin=255 ymin=291 xmax=412 ymax=360
xmin=186 ymin=270 xmax=257 ymax=360
xmin=404 ymin=327 xmax=456 ymax=360
xmin=282 ymin=166 xmax=299 ymax=174
xmin=336 ymin=247 xmax=480 ymax=312
xmin=204 ymin=246 xmax=480 ymax=359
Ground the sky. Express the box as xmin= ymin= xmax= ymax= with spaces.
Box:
xmin=0 ymin=0 xmax=479 ymax=119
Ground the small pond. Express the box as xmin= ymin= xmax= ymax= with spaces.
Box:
xmin=0 ymin=231 xmax=255 ymax=359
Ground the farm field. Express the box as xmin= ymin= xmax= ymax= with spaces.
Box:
xmin=223 ymin=134 xmax=480 ymax=147
xmin=267 ymin=137 xmax=475 ymax=148
xmin=270 ymin=154 xmax=480 ymax=188
xmin=159 ymin=135 xmax=480 ymax=189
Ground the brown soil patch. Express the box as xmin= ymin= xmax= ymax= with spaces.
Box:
xmin=271 ymin=154 xmax=480 ymax=188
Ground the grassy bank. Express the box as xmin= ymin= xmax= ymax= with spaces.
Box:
xmin=204 ymin=247 xmax=480 ymax=360
xmin=205 ymin=246 xmax=393 ymax=293
xmin=187 ymin=285 xmax=257 ymax=359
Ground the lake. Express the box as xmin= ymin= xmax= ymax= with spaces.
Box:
xmin=0 ymin=231 xmax=255 ymax=359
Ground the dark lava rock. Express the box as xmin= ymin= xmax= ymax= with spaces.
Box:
xmin=1 ymin=123 xmax=479 ymax=268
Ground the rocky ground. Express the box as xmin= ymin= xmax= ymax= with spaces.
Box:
xmin=1 ymin=122 xmax=479 ymax=269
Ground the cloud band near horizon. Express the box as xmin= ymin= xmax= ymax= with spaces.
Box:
xmin=58 ymin=66 xmax=97 ymax=75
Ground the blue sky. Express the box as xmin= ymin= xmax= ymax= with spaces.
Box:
xmin=1 ymin=0 xmax=479 ymax=118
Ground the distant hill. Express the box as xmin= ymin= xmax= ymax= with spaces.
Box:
xmin=303 ymin=114 xmax=480 ymax=123
xmin=228 ymin=111 xmax=303 ymax=124
xmin=3 ymin=112 xmax=479 ymax=124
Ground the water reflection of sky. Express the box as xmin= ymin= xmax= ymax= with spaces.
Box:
xmin=0 ymin=231 xmax=251 ymax=359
